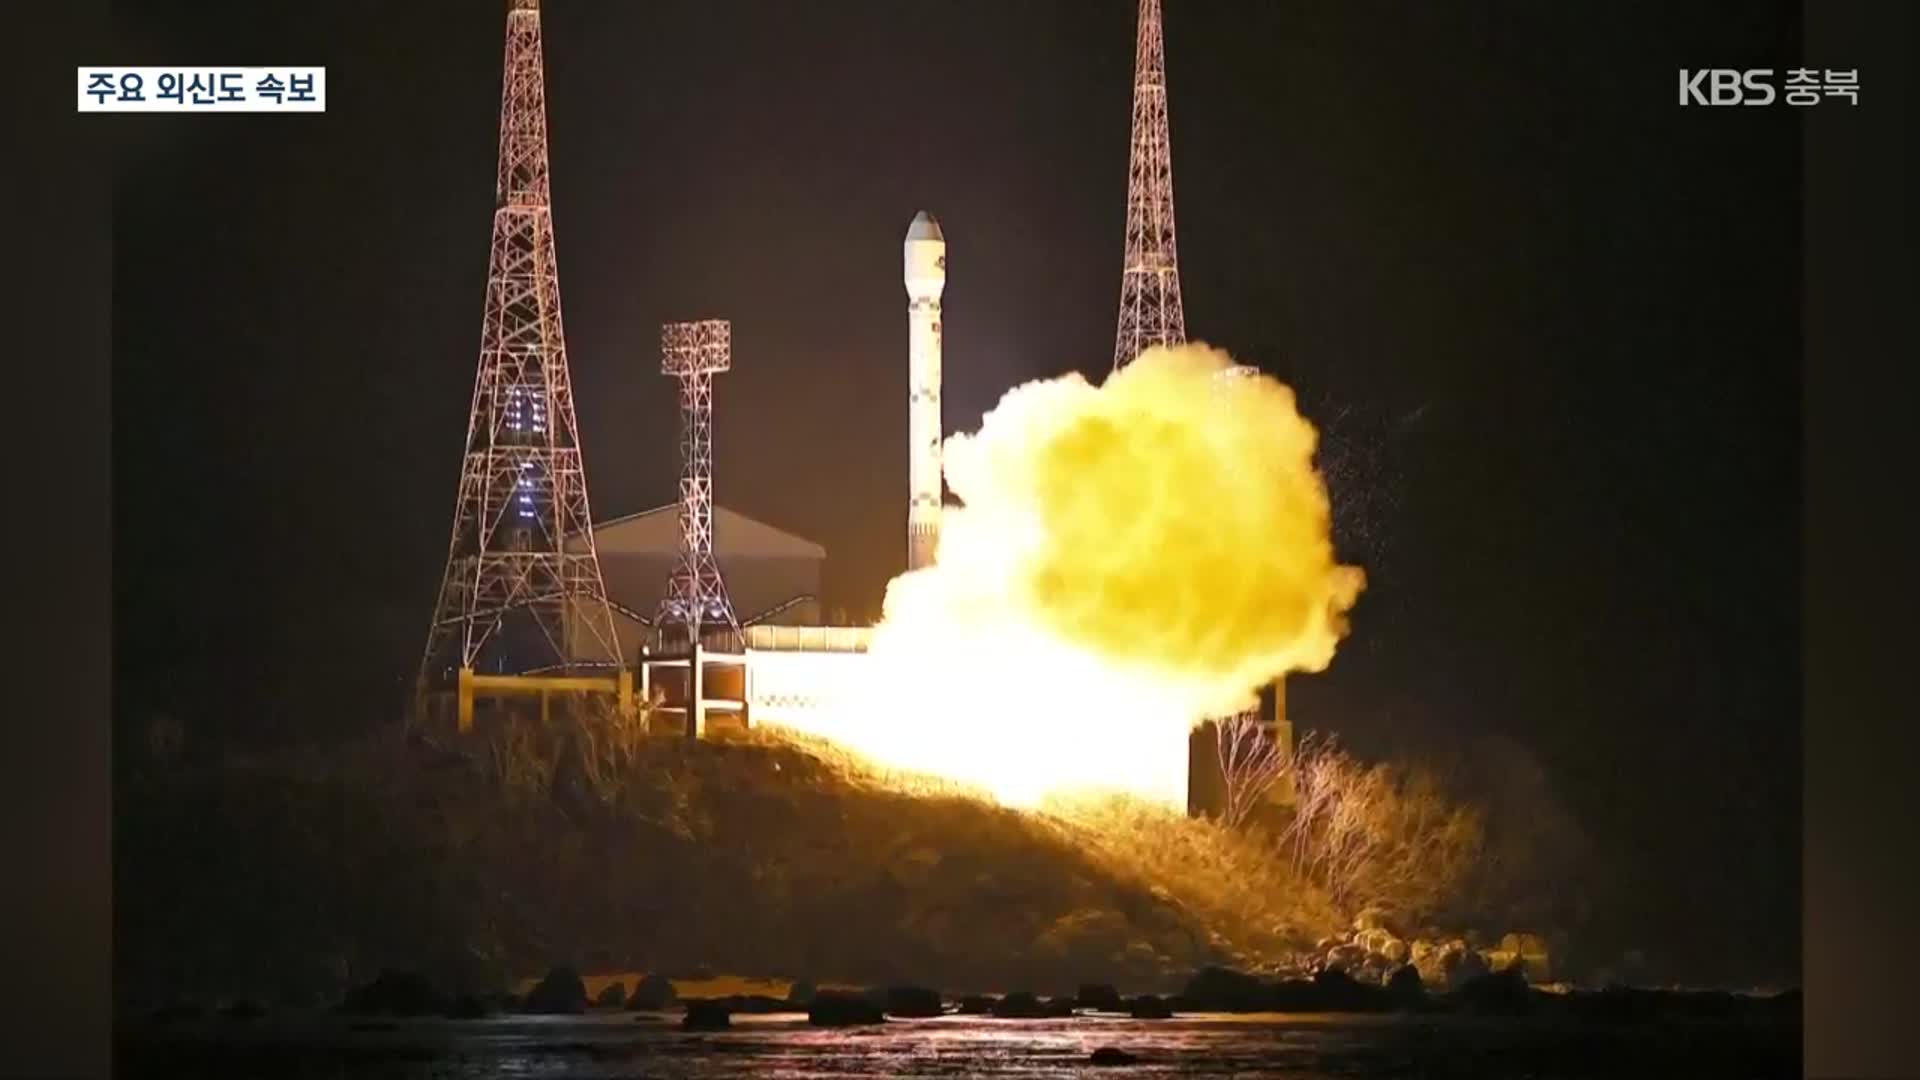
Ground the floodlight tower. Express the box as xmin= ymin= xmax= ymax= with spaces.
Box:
xmin=418 ymin=0 xmax=622 ymax=688
xmin=1112 ymin=0 xmax=1188 ymax=371
xmin=903 ymin=210 xmax=947 ymax=571
xmin=655 ymin=319 xmax=739 ymax=643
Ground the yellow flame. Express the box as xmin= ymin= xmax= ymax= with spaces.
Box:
xmin=804 ymin=343 xmax=1365 ymax=808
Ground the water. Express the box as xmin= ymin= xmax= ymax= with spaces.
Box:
xmin=119 ymin=1011 xmax=1801 ymax=1078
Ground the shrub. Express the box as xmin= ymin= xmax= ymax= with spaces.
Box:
xmin=1277 ymin=734 xmax=1485 ymax=921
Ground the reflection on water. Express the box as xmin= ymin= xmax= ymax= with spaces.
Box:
xmin=119 ymin=1011 xmax=1801 ymax=1079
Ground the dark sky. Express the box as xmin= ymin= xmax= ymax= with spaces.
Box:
xmin=111 ymin=1 xmax=1800 ymax=984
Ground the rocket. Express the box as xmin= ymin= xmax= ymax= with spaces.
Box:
xmin=904 ymin=210 xmax=946 ymax=571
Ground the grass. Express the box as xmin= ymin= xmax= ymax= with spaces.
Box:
xmin=1045 ymin=795 xmax=1346 ymax=972
xmin=115 ymin=714 xmax=1342 ymax=1010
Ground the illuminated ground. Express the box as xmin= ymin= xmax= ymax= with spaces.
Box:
xmin=115 ymin=720 xmax=1343 ymax=1010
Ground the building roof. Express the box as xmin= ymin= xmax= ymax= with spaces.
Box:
xmin=572 ymin=503 xmax=827 ymax=560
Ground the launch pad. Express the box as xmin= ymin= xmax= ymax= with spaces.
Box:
xmin=415 ymin=0 xmax=1293 ymax=821
xmin=637 ymin=624 xmax=872 ymax=739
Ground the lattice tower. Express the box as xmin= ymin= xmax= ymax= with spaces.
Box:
xmin=1112 ymin=0 xmax=1188 ymax=371
xmin=418 ymin=0 xmax=622 ymax=686
xmin=655 ymin=319 xmax=739 ymax=641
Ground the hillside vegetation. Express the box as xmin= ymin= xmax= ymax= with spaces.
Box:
xmin=115 ymin=707 xmax=1345 ymax=1009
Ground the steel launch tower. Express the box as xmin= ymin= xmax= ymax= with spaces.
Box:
xmin=904 ymin=211 xmax=947 ymax=571
xmin=1112 ymin=0 xmax=1187 ymax=371
xmin=418 ymin=0 xmax=623 ymax=687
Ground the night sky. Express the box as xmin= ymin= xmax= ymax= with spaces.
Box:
xmin=111 ymin=1 xmax=1799 ymax=984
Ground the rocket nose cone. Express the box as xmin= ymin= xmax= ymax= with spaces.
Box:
xmin=905 ymin=210 xmax=944 ymax=243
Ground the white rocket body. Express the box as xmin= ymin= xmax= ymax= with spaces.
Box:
xmin=903 ymin=210 xmax=946 ymax=571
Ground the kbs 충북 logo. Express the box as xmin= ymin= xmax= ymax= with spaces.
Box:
xmin=1678 ymin=68 xmax=1859 ymax=107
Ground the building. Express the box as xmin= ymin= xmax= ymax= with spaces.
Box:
xmin=564 ymin=504 xmax=825 ymax=666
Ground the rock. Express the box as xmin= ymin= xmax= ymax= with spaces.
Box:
xmin=342 ymin=969 xmax=445 ymax=1017
xmin=1324 ymin=944 xmax=1368 ymax=974
xmin=1421 ymin=943 xmax=1486 ymax=992
xmin=1457 ymin=967 xmax=1533 ymax=1016
xmin=992 ymin=991 xmax=1048 ymax=1019
xmin=680 ymin=1000 xmax=731 ymax=1030
xmin=1416 ymin=954 xmax=1444 ymax=984
xmin=1356 ymin=954 xmax=1391 ymax=986
xmin=1414 ymin=944 xmax=1455 ymax=989
xmin=445 ymin=993 xmax=492 ymax=1019
xmin=1386 ymin=965 xmax=1424 ymax=1008
xmin=1313 ymin=936 xmax=1341 ymax=954
xmin=1077 ymin=983 xmax=1123 ymax=1012
xmin=783 ymin=980 xmax=817 ymax=1008
xmin=1408 ymin=940 xmax=1438 ymax=979
xmin=628 ymin=974 xmax=677 ymax=1011
xmin=595 ymin=982 xmax=628 ymax=1009
xmin=1455 ymin=949 xmax=1490 ymax=986
xmin=955 ymin=994 xmax=996 ymax=1015
xmin=1352 ymin=906 xmax=1397 ymax=934
xmin=523 ymin=967 xmax=588 ymax=1015
xmin=1180 ymin=967 xmax=1268 ymax=1012
xmin=1311 ymin=967 xmax=1388 ymax=1012
xmin=1043 ymin=996 xmax=1078 ymax=1017
xmin=1128 ymin=994 xmax=1173 ymax=1019
xmin=1500 ymin=931 xmax=1546 ymax=954
xmin=885 ymin=985 xmax=943 ymax=1018
xmin=809 ymin=990 xmax=885 ymax=1026
xmin=1089 ymin=1046 xmax=1141 ymax=1066
xmin=1499 ymin=932 xmax=1553 ymax=983
xmin=1382 ymin=937 xmax=1410 ymax=964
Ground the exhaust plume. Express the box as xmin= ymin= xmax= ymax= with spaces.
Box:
xmin=822 ymin=344 xmax=1365 ymax=808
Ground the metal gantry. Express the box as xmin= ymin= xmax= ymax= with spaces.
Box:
xmin=1112 ymin=0 xmax=1188 ymax=371
xmin=418 ymin=0 xmax=623 ymax=688
xmin=654 ymin=319 xmax=739 ymax=643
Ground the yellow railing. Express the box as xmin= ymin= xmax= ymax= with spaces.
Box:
xmin=455 ymin=667 xmax=635 ymax=733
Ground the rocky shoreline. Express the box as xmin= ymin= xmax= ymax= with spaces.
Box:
xmin=1286 ymin=908 xmax=1558 ymax=991
xmin=131 ymin=959 xmax=1800 ymax=1033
